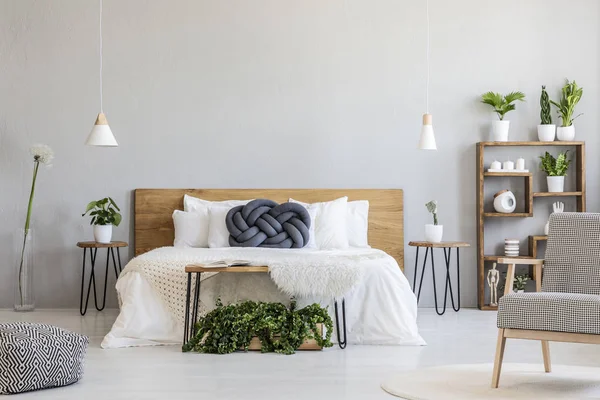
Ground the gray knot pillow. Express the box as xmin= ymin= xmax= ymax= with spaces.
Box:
xmin=225 ymin=199 xmax=311 ymax=248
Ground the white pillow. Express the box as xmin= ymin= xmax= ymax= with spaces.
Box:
xmin=172 ymin=210 xmax=210 ymax=248
xmin=347 ymin=201 xmax=370 ymax=248
xmin=183 ymin=194 xmax=249 ymax=214
xmin=207 ymin=203 xmax=247 ymax=248
xmin=289 ymin=197 xmax=349 ymax=249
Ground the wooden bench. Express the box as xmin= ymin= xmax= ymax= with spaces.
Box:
xmin=183 ymin=264 xmax=347 ymax=350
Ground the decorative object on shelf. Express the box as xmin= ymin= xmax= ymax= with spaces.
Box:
xmin=537 ymin=85 xmax=556 ymax=142
xmin=424 ymin=200 xmax=443 ymax=243
xmin=182 ymin=299 xmax=333 ymax=355
xmin=493 ymin=190 xmax=516 ymax=214
xmin=503 ymin=159 xmax=515 ymax=171
xmin=481 ymin=91 xmax=526 ymax=142
xmin=417 ymin=0 xmax=436 ymax=150
xmin=487 ymin=262 xmax=500 ymax=306
xmin=15 ymin=144 xmax=54 ymax=312
xmin=504 ymin=239 xmax=519 ymax=257
xmin=82 ymin=197 xmax=122 ymax=244
xmin=539 ymin=151 xmax=571 ymax=193
xmin=85 ymin=0 xmax=118 ymax=147
xmin=513 ymin=274 xmax=529 ymax=293
xmin=516 ymin=157 xmax=525 ymax=171
xmin=551 ymin=79 xmax=583 ymax=141
xmin=488 ymin=158 xmax=528 ymax=173
xmin=490 ymin=160 xmax=502 ymax=170
xmin=544 ymin=201 xmax=564 ymax=235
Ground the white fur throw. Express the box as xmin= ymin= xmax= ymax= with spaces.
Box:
xmin=120 ymin=247 xmax=391 ymax=326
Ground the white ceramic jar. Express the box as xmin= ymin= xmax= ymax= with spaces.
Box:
xmin=493 ymin=190 xmax=516 ymax=214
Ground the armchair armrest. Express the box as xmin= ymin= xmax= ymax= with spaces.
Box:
xmin=498 ymin=258 xmax=544 ymax=294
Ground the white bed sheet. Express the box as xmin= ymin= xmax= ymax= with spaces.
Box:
xmin=101 ymin=247 xmax=425 ymax=348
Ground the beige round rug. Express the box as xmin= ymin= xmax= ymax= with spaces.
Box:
xmin=381 ymin=363 xmax=600 ymax=399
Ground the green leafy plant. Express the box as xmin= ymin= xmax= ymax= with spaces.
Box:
xmin=425 ymin=200 xmax=439 ymax=225
xmin=513 ymin=274 xmax=529 ymax=291
xmin=183 ymin=300 xmax=333 ymax=355
xmin=481 ymin=91 xmax=526 ymax=120
xmin=82 ymin=197 xmax=122 ymax=226
xmin=550 ymin=79 xmax=583 ymax=127
xmin=539 ymin=151 xmax=571 ymax=177
xmin=540 ymin=85 xmax=552 ymax=125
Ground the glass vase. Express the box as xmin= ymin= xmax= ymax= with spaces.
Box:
xmin=14 ymin=228 xmax=35 ymax=312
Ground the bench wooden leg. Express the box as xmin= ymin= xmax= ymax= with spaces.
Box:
xmin=491 ymin=328 xmax=506 ymax=389
xmin=541 ymin=340 xmax=551 ymax=373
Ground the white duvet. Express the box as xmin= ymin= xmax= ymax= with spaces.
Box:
xmin=102 ymin=247 xmax=425 ymax=348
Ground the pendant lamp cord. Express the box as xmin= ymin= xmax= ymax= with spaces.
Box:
xmin=99 ymin=0 xmax=103 ymax=113
xmin=426 ymin=0 xmax=430 ymax=114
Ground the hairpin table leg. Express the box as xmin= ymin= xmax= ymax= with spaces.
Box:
xmin=416 ymin=247 xmax=430 ymax=303
xmin=334 ymin=298 xmax=347 ymax=349
xmin=191 ymin=272 xmax=201 ymax=339
xmin=183 ymin=272 xmax=192 ymax=345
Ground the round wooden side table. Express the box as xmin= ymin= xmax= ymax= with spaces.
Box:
xmin=76 ymin=241 xmax=128 ymax=316
xmin=408 ymin=241 xmax=470 ymax=316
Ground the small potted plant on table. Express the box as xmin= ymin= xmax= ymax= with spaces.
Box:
xmin=537 ymin=86 xmax=556 ymax=141
xmin=481 ymin=91 xmax=526 ymax=141
xmin=82 ymin=197 xmax=122 ymax=243
xmin=550 ymin=79 xmax=583 ymax=141
xmin=539 ymin=151 xmax=571 ymax=193
xmin=513 ymin=274 xmax=529 ymax=293
xmin=425 ymin=200 xmax=443 ymax=243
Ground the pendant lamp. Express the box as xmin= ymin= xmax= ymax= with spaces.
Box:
xmin=418 ymin=0 xmax=436 ymax=150
xmin=86 ymin=0 xmax=118 ymax=147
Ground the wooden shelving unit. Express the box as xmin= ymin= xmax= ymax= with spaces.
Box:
xmin=476 ymin=141 xmax=586 ymax=310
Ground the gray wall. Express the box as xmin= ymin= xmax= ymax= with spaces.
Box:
xmin=0 ymin=0 xmax=598 ymax=309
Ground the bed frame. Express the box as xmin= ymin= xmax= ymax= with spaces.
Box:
xmin=134 ymin=189 xmax=404 ymax=269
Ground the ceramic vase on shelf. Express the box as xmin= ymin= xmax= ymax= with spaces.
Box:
xmin=425 ymin=224 xmax=443 ymax=243
xmin=14 ymin=228 xmax=34 ymax=312
xmin=537 ymin=124 xmax=556 ymax=142
xmin=93 ymin=224 xmax=113 ymax=244
xmin=557 ymin=125 xmax=575 ymax=141
xmin=493 ymin=190 xmax=516 ymax=213
xmin=492 ymin=120 xmax=510 ymax=142
xmin=547 ymin=176 xmax=565 ymax=193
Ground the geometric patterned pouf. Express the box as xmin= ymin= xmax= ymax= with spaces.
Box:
xmin=0 ymin=323 xmax=89 ymax=394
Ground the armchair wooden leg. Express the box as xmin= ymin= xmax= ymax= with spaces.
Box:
xmin=541 ymin=340 xmax=551 ymax=373
xmin=491 ymin=328 xmax=507 ymax=388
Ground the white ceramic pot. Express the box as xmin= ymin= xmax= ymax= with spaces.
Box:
xmin=93 ymin=224 xmax=113 ymax=244
xmin=425 ymin=224 xmax=443 ymax=243
xmin=544 ymin=221 xmax=550 ymax=235
xmin=537 ymin=124 xmax=556 ymax=142
xmin=557 ymin=125 xmax=575 ymax=141
xmin=547 ymin=176 xmax=565 ymax=193
xmin=493 ymin=190 xmax=516 ymax=213
xmin=515 ymin=289 xmax=525 ymax=294
xmin=492 ymin=120 xmax=510 ymax=142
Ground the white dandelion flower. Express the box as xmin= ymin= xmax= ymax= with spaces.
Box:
xmin=29 ymin=144 xmax=54 ymax=165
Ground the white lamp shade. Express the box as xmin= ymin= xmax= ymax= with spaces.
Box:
xmin=85 ymin=113 xmax=118 ymax=146
xmin=418 ymin=113 xmax=436 ymax=150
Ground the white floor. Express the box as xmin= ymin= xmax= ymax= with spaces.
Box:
xmin=2 ymin=308 xmax=599 ymax=399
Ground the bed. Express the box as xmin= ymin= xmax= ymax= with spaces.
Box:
xmin=101 ymin=189 xmax=425 ymax=348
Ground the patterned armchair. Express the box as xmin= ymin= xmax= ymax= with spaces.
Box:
xmin=492 ymin=213 xmax=600 ymax=388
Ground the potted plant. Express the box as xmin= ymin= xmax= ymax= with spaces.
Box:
xmin=537 ymin=86 xmax=556 ymax=141
xmin=424 ymin=200 xmax=443 ymax=243
xmin=539 ymin=151 xmax=571 ymax=193
xmin=481 ymin=91 xmax=526 ymax=142
xmin=550 ymin=79 xmax=583 ymax=141
xmin=82 ymin=197 xmax=122 ymax=243
xmin=513 ymin=274 xmax=529 ymax=293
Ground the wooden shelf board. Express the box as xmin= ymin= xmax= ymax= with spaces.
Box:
xmin=530 ymin=235 xmax=548 ymax=241
xmin=479 ymin=141 xmax=585 ymax=147
xmin=484 ymin=172 xmax=532 ymax=177
xmin=484 ymin=255 xmax=533 ymax=261
xmin=533 ymin=191 xmax=583 ymax=197
xmin=480 ymin=305 xmax=498 ymax=311
xmin=483 ymin=212 xmax=532 ymax=218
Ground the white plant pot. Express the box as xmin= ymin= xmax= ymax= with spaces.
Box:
xmin=537 ymin=124 xmax=556 ymax=142
xmin=492 ymin=120 xmax=510 ymax=142
xmin=93 ymin=224 xmax=113 ymax=244
xmin=425 ymin=224 xmax=443 ymax=243
xmin=514 ymin=289 xmax=525 ymax=294
xmin=557 ymin=125 xmax=575 ymax=141
xmin=493 ymin=190 xmax=516 ymax=213
xmin=544 ymin=221 xmax=550 ymax=235
xmin=547 ymin=176 xmax=565 ymax=193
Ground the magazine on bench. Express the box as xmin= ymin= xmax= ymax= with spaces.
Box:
xmin=202 ymin=260 xmax=252 ymax=268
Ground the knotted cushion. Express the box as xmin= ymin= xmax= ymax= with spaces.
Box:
xmin=0 ymin=323 xmax=89 ymax=394
xmin=226 ymin=199 xmax=311 ymax=248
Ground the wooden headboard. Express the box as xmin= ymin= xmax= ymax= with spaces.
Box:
xmin=134 ymin=189 xmax=404 ymax=269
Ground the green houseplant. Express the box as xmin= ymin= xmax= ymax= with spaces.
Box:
xmin=513 ymin=274 xmax=529 ymax=293
xmin=550 ymin=79 xmax=582 ymax=141
xmin=539 ymin=151 xmax=571 ymax=193
xmin=183 ymin=300 xmax=333 ymax=355
xmin=424 ymin=200 xmax=442 ymax=243
xmin=537 ymin=86 xmax=556 ymax=142
xmin=82 ymin=197 xmax=122 ymax=244
xmin=481 ymin=91 xmax=526 ymax=142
